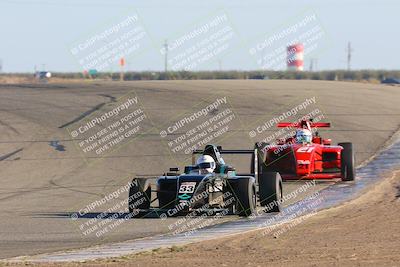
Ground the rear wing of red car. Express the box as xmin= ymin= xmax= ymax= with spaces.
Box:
xmin=277 ymin=122 xmax=331 ymax=128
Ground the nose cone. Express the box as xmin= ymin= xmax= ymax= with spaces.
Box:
xmin=294 ymin=145 xmax=315 ymax=175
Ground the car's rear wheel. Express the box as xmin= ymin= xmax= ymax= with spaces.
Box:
xmin=157 ymin=179 xmax=178 ymax=209
xmin=258 ymin=168 xmax=282 ymax=212
xmin=339 ymin=142 xmax=355 ymax=181
xmin=234 ymin=178 xmax=256 ymax=217
xmin=251 ymin=142 xmax=269 ymax=175
xmin=128 ymin=178 xmax=151 ymax=213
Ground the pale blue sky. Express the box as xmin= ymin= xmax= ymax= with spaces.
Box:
xmin=0 ymin=0 xmax=398 ymax=72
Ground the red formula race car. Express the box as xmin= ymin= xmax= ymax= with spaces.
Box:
xmin=254 ymin=119 xmax=355 ymax=181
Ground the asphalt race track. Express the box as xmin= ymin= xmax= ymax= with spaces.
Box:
xmin=1 ymin=80 xmax=399 ymax=259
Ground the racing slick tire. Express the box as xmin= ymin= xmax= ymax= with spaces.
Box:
xmin=233 ymin=177 xmax=257 ymax=217
xmin=339 ymin=142 xmax=355 ymax=181
xmin=251 ymin=142 xmax=269 ymax=175
xmin=128 ymin=178 xmax=151 ymax=213
xmin=258 ymin=168 xmax=282 ymax=212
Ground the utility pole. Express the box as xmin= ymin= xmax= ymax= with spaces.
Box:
xmin=309 ymin=58 xmax=318 ymax=72
xmin=0 ymin=59 xmax=2 ymax=73
xmin=346 ymin=42 xmax=353 ymax=71
xmin=163 ymin=39 xmax=168 ymax=73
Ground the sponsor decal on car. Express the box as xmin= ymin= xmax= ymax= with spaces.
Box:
xmin=178 ymin=182 xmax=197 ymax=193
xmin=297 ymin=160 xmax=311 ymax=164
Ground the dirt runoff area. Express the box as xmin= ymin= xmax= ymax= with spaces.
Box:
xmin=4 ymin=172 xmax=399 ymax=267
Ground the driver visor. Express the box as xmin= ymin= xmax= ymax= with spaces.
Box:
xmin=198 ymin=162 xmax=215 ymax=169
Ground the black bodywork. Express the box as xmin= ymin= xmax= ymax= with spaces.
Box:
xmin=128 ymin=144 xmax=282 ymax=217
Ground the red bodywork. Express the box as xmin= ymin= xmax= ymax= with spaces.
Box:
xmin=261 ymin=120 xmax=344 ymax=180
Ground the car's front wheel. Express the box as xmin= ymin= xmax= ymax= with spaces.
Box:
xmin=128 ymin=178 xmax=151 ymax=213
xmin=258 ymin=167 xmax=282 ymax=212
xmin=234 ymin=178 xmax=256 ymax=217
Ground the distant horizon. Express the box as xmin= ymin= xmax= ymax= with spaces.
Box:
xmin=2 ymin=68 xmax=400 ymax=75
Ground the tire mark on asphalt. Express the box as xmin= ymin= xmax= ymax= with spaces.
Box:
xmin=0 ymin=175 xmax=104 ymax=202
xmin=97 ymin=94 xmax=117 ymax=102
xmin=0 ymin=119 xmax=20 ymax=135
xmin=58 ymin=102 xmax=106 ymax=129
xmin=0 ymin=148 xmax=23 ymax=161
xmin=49 ymin=180 xmax=104 ymax=198
xmin=58 ymin=94 xmax=117 ymax=129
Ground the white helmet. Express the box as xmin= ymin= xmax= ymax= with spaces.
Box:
xmin=296 ymin=129 xmax=312 ymax=144
xmin=196 ymin=155 xmax=216 ymax=174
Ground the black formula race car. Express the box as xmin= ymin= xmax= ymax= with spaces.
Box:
xmin=128 ymin=144 xmax=283 ymax=217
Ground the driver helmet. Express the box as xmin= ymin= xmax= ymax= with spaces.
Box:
xmin=196 ymin=155 xmax=216 ymax=174
xmin=296 ymin=129 xmax=312 ymax=144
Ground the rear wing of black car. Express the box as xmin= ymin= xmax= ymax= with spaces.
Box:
xmin=192 ymin=148 xmax=260 ymax=178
